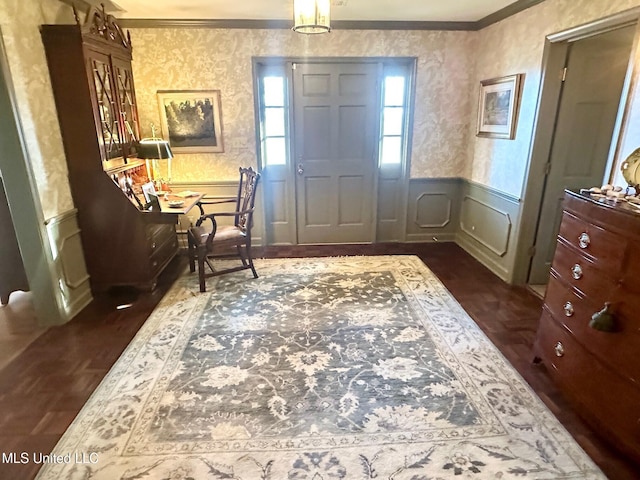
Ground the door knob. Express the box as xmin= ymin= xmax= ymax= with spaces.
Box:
xmin=297 ymin=163 xmax=304 ymax=175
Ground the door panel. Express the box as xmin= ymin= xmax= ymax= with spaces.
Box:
xmin=529 ymin=25 xmax=634 ymax=284
xmin=304 ymin=176 xmax=332 ymax=226
xmin=294 ymin=62 xmax=379 ymax=244
xmin=339 ymin=176 xmax=366 ymax=225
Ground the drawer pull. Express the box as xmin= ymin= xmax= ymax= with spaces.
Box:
xmin=151 ymin=242 xmax=157 ymax=250
xmin=589 ymin=302 xmax=615 ymax=333
xmin=578 ymin=232 xmax=590 ymax=249
xmin=563 ymin=301 xmax=574 ymax=317
xmin=554 ymin=342 xmax=565 ymax=357
xmin=571 ymin=264 xmax=583 ymax=280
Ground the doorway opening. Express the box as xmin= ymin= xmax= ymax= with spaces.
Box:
xmin=514 ymin=13 xmax=638 ymax=294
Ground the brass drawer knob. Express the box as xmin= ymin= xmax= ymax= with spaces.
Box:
xmin=578 ymin=232 xmax=590 ymax=249
xmin=554 ymin=341 xmax=565 ymax=357
xmin=571 ymin=263 xmax=583 ymax=280
xmin=563 ymin=301 xmax=574 ymax=317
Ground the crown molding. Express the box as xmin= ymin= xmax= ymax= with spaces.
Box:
xmin=115 ymin=0 xmax=547 ymax=31
xmin=117 ymin=18 xmax=475 ymax=30
xmin=476 ymin=0 xmax=546 ymax=30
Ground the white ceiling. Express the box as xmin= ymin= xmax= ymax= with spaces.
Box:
xmin=105 ymin=0 xmax=521 ymax=22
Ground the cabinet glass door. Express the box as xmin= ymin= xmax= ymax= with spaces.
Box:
xmin=113 ymin=59 xmax=140 ymax=158
xmin=91 ymin=56 xmax=123 ymax=160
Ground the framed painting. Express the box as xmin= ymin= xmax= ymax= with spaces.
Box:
xmin=476 ymin=74 xmax=523 ymax=139
xmin=157 ymin=90 xmax=224 ymax=153
xmin=140 ymin=181 xmax=156 ymax=203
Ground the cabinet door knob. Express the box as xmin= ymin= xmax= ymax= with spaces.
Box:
xmin=554 ymin=341 xmax=565 ymax=357
xmin=578 ymin=232 xmax=590 ymax=249
xmin=571 ymin=263 xmax=583 ymax=280
xmin=563 ymin=301 xmax=574 ymax=317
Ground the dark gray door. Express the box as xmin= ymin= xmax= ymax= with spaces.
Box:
xmin=529 ymin=25 xmax=635 ymax=284
xmin=293 ymin=62 xmax=379 ymax=244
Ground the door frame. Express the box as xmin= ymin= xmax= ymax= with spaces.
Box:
xmin=253 ymin=56 xmax=416 ymax=246
xmin=0 ymin=30 xmax=66 ymax=325
xmin=512 ymin=7 xmax=640 ymax=285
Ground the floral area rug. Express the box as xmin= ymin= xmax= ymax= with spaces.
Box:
xmin=36 ymin=256 xmax=604 ymax=479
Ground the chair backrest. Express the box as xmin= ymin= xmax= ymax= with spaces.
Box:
xmin=235 ymin=167 xmax=261 ymax=231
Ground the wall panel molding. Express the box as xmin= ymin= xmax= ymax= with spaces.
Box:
xmin=460 ymin=196 xmax=512 ymax=257
xmin=44 ymin=209 xmax=92 ymax=319
xmin=455 ymin=180 xmax=522 ymax=283
xmin=415 ymin=192 xmax=452 ymax=228
xmin=405 ymin=178 xmax=462 ymax=242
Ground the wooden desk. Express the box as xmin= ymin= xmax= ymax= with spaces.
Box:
xmin=154 ymin=192 xmax=205 ymax=215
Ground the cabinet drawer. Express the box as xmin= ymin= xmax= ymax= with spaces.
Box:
xmin=147 ymin=224 xmax=175 ymax=245
xmin=544 ymin=275 xmax=640 ymax=383
xmin=551 ymin=240 xmax=613 ymax=305
xmin=545 ymin=272 xmax=597 ymax=329
xmin=147 ymin=224 xmax=175 ymax=255
xmin=535 ymin=311 xmax=640 ymax=462
xmin=558 ymin=210 xmax=625 ymax=272
xmin=150 ymin=233 xmax=178 ymax=275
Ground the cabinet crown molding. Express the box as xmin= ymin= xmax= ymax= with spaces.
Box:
xmin=76 ymin=4 xmax=132 ymax=52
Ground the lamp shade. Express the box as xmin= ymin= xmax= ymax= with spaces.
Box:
xmin=293 ymin=0 xmax=331 ymax=34
xmin=137 ymin=139 xmax=173 ymax=160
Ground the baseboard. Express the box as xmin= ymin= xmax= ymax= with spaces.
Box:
xmin=455 ymin=232 xmax=510 ymax=282
xmin=405 ymin=232 xmax=457 ymax=243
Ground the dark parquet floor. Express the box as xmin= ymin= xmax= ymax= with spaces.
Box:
xmin=0 ymin=242 xmax=637 ymax=479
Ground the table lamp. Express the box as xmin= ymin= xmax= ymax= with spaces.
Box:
xmin=136 ymin=124 xmax=173 ymax=188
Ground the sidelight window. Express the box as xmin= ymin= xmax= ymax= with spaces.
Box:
xmin=258 ymin=72 xmax=289 ymax=167
xmin=379 ymin=73 xmax=408 ymax=166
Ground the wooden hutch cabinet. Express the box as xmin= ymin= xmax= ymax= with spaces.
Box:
xmin=534 ymin=190 xmax=640 ymax=465
xmin=41 ymin=6 xmax=178 ymax=292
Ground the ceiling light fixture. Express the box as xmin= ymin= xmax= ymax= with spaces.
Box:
xmin=292 ymin=0 xmax=331 ymax=34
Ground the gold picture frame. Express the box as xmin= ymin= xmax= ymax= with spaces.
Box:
xmin=157 ymin=90 xmax=224 ymax=153
xmin=476 ymin=74 xmax=524 ymax=140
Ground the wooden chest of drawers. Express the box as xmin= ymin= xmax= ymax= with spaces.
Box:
xmin=534 ymin=190 xmax=640 ymax=464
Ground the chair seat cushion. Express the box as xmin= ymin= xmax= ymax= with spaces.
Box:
xmin=190 ymin=225 xmax=246 ymax=247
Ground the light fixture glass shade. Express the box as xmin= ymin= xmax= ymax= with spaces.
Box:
xmin=137 ymin=139 xmax=173 ymax=160
xmin=293 ymin=0 xmax=331 ymax=34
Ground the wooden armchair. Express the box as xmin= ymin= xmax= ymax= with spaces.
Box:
xmin=187 ymin=167 xmax=261 ymax=292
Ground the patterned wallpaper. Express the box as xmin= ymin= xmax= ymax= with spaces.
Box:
xmin=4 ymin=0 xmax=640 ymax=215
xmin=130 ymin=28 xmax=476 ymax=181
xmin=0 ymin=0 xmax=76 ymax=220
xmin=469 ymin=0 xmax=640 ymax=198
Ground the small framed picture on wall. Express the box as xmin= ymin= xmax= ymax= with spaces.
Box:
xmin=476 ymin=74 xmax=524 ymax=140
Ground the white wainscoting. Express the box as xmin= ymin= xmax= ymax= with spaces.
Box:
xmin=405 ymin=178 xmax=522 ymax=283
xmin=44 ymin=209 xmax=92 ymax=320
xmin=455 ymin=181 xmax=522 ymax=282
xmin=405 ymin=178 xmax=462 ymax=243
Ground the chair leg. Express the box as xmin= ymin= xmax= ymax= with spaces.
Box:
xmin=187 ymin=232 xmax=196 ymax=273
xmin=237 ymin=244 xmax=248 ymax=266
xmin=246 ymin=245 xmax=258 ymax=279
xmin=197 ymin=247 xmax=207 ymax=292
